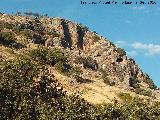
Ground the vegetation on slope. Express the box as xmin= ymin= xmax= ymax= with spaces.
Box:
xmin=0 ymin=47 xmax=160 ymax=120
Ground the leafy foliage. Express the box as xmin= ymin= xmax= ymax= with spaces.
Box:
xmin=101 ymin=69 xmax=109 ymax=83
xmin=75 ymin=56 xmax=98 ymax=70
xmin=24 ymin=12 xmax=41 ymax=17
xmin=55 ymin=62 xmax=72 ymax=75
xmin=0 ymin=31 xmax=24 ymax=49
xmin=96 ymin=97 xmax=160 ymax=120
xmin=100 ymin=69 xmax=115 ymax=86
xmin=129 ymin=77 xmax=140 ymax=88
xmin=29 ymin=46 xmax=67 ymax=65
xmin=0 ymin=56 xmax=95 ymax=120
xmin=0 ymin=50 xmax=160 ymax=120
xmin=0 ymin=57 xmax=41 ymax=119
xmin=144 ymin=74 xmax=157 ymax=89
xmin=119 ymin=98 xmax=160 ymax=120
xmin=73 ymin=75 xmax=92 ymax=84
xmin=117 ymin=48 xmax=126 ymax=56
xmin=79 ymin=23 xmax=89 ymax=31
xmin=0 ymin=22 xmax=15 ymax=30
xmin=55 ymin=62 xmax=82 ymax=77
xmin=135 ymin=88 xmax=152 ymax=97
xmin=19 ymin=29 xmax=33 ymax=39
xmin=117 ymin=92 xmax=132 ymax=102
xmin=47 ymin=30 xmax=61 ymax=37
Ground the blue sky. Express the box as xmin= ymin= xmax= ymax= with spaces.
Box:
xmin=0 ymin=0 xmax=160 ymax=87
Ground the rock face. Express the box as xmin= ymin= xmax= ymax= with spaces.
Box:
xmin=0 ymin=14 xmax=155 ymax=89
xmin=40 ymin=17 xmax=149 ymax=87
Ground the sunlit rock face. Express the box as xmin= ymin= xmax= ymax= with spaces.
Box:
xmin=0 ymin=14 xmax=153 ymax=89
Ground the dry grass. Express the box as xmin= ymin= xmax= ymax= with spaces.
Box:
xmin=51 ymin=67 xmax=131 ymax=104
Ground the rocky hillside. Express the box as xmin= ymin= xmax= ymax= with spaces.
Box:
xmin=0 ymin=13 xmax=159 ymax=104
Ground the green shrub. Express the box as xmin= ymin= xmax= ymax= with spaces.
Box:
xmin=53 ymin=32 xmax=60 ymax=37
xmin=29 ymin=46 xmax=67 ymax=65
xmin=69 ymin=66 xmax=82 ymax=76
xmin=73 ymin=75 xmax=92 ymax=83
xmin=0 ymin=58 xmax=39 ymax=119
xmin=110 ymin=41 xmax=116 ymax=47
xmin=129 ymin=78 xmax=140 ymax=88
xmin=135 ymin=88 xmax=152 ymax=97
xmin=100 ymin=69 xmax=115 ymax=86
xmin=103 ymin=75 xmax=110 ymax=85
xmin=144 ymin=74 xmax=157 ymax=89
xmin=0 ymin=22 xmax=15 ymax=30
xmin=48 ymin=30 xmax=60 ymax=37
xmin=0 ymin=31 xmax=24 ymax=49
xmin=119 ymin=97 xmax=160 ymax=120
xmin=79 ymin=23 xmax=89 ymax=31
xmin=117 ymin=92 xmax=132 ymax=102
xmin=0 ymin=57 xmax=96 ymax=120
xmin=117 ymin=48 xmax=126 ymax=56
xmin=74 ymin=56 xmax=84 ymax=64
xmin=55 ymin=62 xmax=71 ymax=75
xmin=0 ymin=56 xmax=160 ymax=119
xmin=55 ymin=62 xmax=82 ymax=77
xmin=75 ymin=56 xmax=98 ymax=70
xmin=96 ymin=104 xmax=126 ymax=120
xmin=0 ymin=31 xmax=15 ymax=46
xmin=20 ymin=29 xmax=33 ymax=39
xmin=97 ymin=98 xmax=160 ymax=120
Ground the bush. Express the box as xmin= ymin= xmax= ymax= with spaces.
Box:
xmin=117 ymin=92 xmax=132 ymax=102
xmin=55 ymin=62 xmax=72 ymax=75
xmin=0 ymin=31 xmax=15 ymax=46
xmin=144 ymin=74 xmax=157 ymax=89
xmin=110 ymin=41 xmax=116 ymax=47
xmin=69 ymin=66 xmax=82 ymax=76
xmin=29 ymin=46 xmax=67 ymax=65
xmin=73 ymin=75 xmax=92 ymax=83
xmin=135 ymin=88 xmax=152 ymax=97
xmin=79 ymin=23 xmax=89 ymax=31
xmin=0 ymin=57 xmax=160 ymax=119
xmin=31 ymin=34 xmax=44 ymax=44
xmin=18 ymin=22 xmax=34 ymax=31
xmin=48 ymin=30 xmax=60 ymax=37
xmin=100 ymin=69 xmax=115 ymax=86
xmin=129 ymin=78 xmax=140 ymax=88
xmin=20 ymin=29 xmax=33 ymax=39
xmin=0 ymin=31 xmax=24 ymax=49
xmin=0 ymin=57 xmax=41 ymax=119
xmin=0 ymin=22 xmax=15 ymax=30
xmin=74 ymin=56 xmax=84 ymax=64
xmin=75 ymin=56 xmax=98 ymax=70
xmin=119 ymin=97 xmax=160 ymax=120
xmin=103 ymin=75 xmax=110 ymax=85
xmin=0 ymin=57 xmax=96 ymax=120
xmin=55 ymin=62 xmax=82 ymax=76
xmin=117 ymin=48 xmax=126 ymax=56
xmin=97 ymin=98 xmax=160 ymax=120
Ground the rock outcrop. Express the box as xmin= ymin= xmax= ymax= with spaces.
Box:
xmin=0 ymin=13 xmax=157 ymax=90
xmin=40 ymin=17 xmax=150 ymax=88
